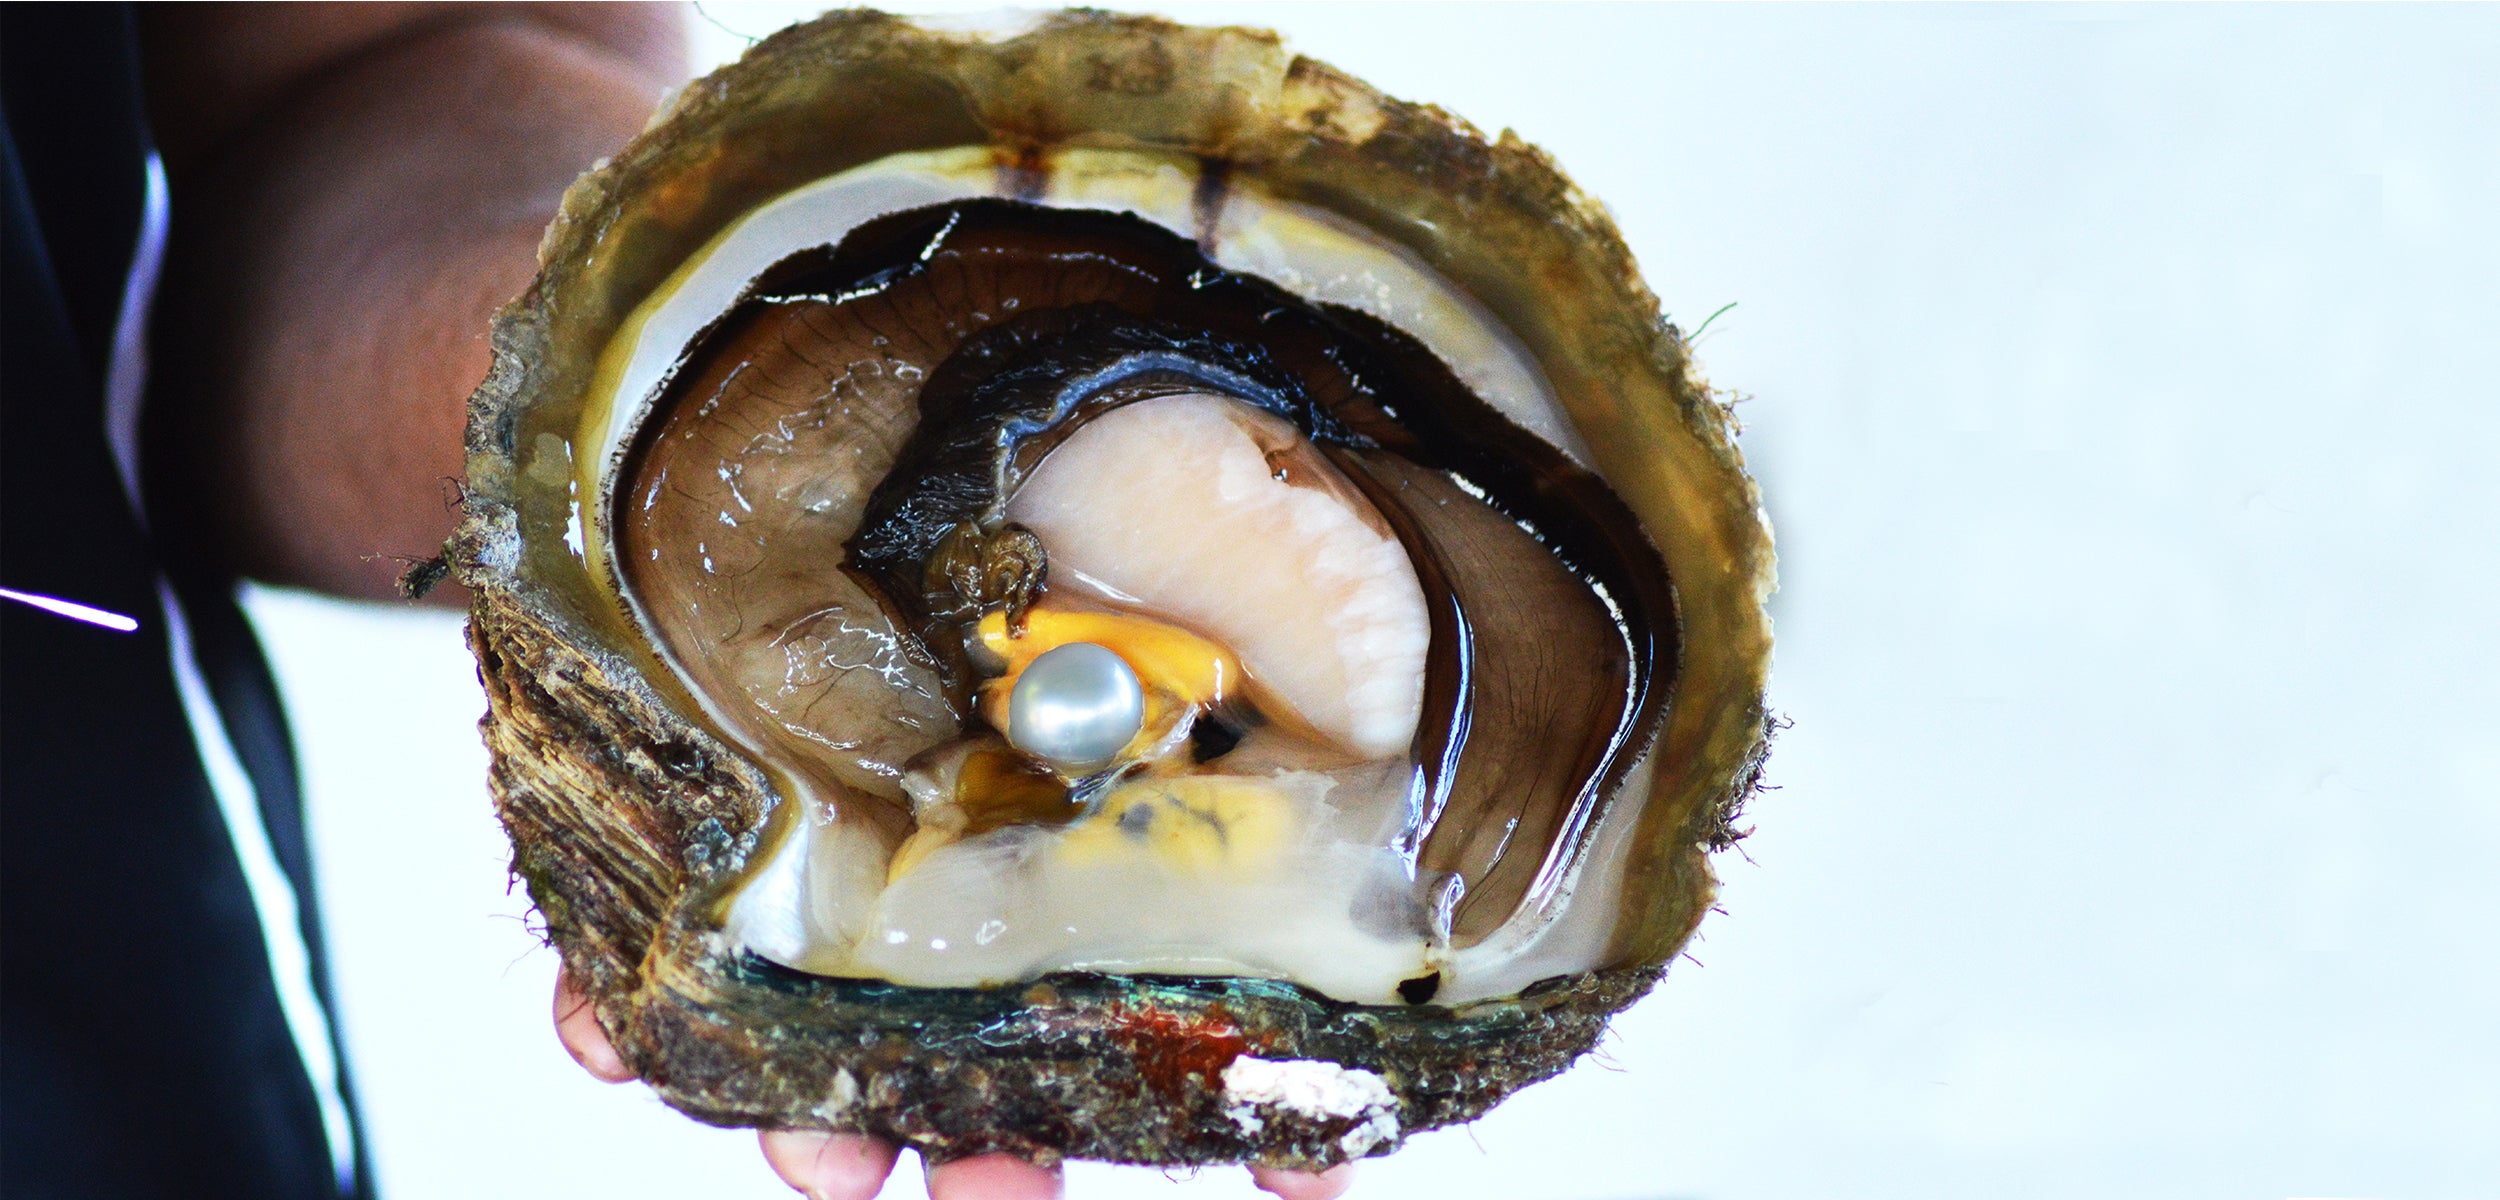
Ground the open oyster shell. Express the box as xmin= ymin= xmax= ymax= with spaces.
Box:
xmin=449 ymin=9 xmax=1773 ymax=1169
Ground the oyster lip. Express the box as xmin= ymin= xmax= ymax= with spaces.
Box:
xmin=450 ymin=8 xmax=1775 ymax=1169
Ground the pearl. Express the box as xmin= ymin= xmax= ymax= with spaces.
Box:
xmin=1007 ymin=642 xmax=1144 ymax=771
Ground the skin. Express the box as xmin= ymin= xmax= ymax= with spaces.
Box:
xmin=144 ymin=6 xmax=1353 ymax=1195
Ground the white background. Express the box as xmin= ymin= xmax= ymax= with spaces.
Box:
xmin=250 ymin=5 xmax=2500 ymax=1199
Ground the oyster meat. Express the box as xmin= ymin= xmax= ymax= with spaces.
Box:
xmin=451 ymin=9 xmax=1774 ymax=1170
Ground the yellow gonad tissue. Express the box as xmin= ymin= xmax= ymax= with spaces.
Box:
xmin=1058 ymin=775 xmax=1295 ymax=878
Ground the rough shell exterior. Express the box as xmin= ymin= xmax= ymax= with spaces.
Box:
xmin=449 ymin=9 xmax=1773 ymax=1169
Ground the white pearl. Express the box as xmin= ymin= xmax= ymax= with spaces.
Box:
xmin=1007 ymin=642 xmax=1144 ymax=771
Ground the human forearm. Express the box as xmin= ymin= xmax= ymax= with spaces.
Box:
xmin=142 ymin=5 xmax=684 ymax=600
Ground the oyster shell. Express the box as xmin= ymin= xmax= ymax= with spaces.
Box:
xmin=449 ymin=9 xmax=1773 ymax=1169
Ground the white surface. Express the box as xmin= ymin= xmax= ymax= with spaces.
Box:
xmin=249 ymin=4 xmax=2500 ymax=1199
xmin=1220 ymin=1057 xmax=1402 ymax=1157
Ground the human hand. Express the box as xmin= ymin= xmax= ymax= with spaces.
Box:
xmin=555 ymin=972 xmax=1355 ymax=1200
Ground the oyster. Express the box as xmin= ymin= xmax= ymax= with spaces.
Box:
xmin=450 ymin=9 xmax=1773 ymax=1170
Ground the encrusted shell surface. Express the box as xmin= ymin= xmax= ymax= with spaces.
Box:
xmin=450 ymin=9 xmax=1773 ymax=1167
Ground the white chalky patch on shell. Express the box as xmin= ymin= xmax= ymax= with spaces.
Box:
xmin=813 ymin=1067 xmax=861 ymax=1121
xmin=1219 ymin=1056 xmax=1402 ymax=1156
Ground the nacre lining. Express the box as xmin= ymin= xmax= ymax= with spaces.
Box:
xmin=577 ymin=148 xmax=1663 ymax=1006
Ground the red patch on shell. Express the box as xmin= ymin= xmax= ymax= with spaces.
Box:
xmin=1111 ymin=1004 xmax=1253 ymax=1097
